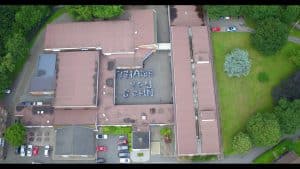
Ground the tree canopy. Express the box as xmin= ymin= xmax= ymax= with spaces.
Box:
xmin=4 ymin=123 xmax=26 ymax=147
xmin=250 ymin=18 xmax=289 ymax=56
xmin=272 ymin=71 xmax=300 ymax=102
xmin=232 ymin=132 xmax=253 ymax=154
xmin=204 ymin=5 xmax=241 ymax=20
xmin=273 ymin=99 xmax=300 ymax=135
xmin=246 ymin=112 xmax=281 ymax=146
xmin=5 ymin=32 xmax=29 ymax=62
xmin=242 ymin=5 xmax=281 ymax=21
xmin=66 ymin=5 xmax=124 ymax=21
xmin=224 ymin=48 xmax=251 ymax=77
xmin=280 ymin=5 xmax=300 ymax=25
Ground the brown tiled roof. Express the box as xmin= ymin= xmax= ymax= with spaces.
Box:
xmin=44 ymin=9 xmax=155 ymax=55
xmin=191 ymin=26 xmax=210 ymax=62
xmin=195 ymin=63 xmax=216 ymax=110
xmin=54 ymin=51 xmax=98 ymax=107
xmin=171 ymin=26 xmax=198 ymax=155
xmin=171 ymin=5 xmax=203 ymax=26
xmin=198 ymin=111 xmax=220 ymax=154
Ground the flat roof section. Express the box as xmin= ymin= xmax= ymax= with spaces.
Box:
xmin=29 ymin=54 xmax=56 ymax=92
xmin=171 ymin=5 xmax=204 ymax=26
xmin=171 ymin=26 xmax=197 ymax=155
xmin=198 ymin=111 xmax=220 ymax=154
xmin=195 ymin=63 xmax=216 ymax=111
xmin=132 ymin=132 xmax=150 ymax=150
xmin=54 ymin=51 xmax=99 ymax=108
xmin=191 ymin=26 xmax=210 ymax=62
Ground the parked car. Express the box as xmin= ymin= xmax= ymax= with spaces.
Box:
xmin=27 ymin=145 xmax=33 ymax=157
xmin=118 ymin=152 xmax=130 ymax=158
xmin=33 ymin=146 xmax=39 ymax=156
xmin=15 ymin=146 xmax=21 ymax=155
xmin=117 ymin=139 xmax=128 ymax=145
xmin=4 ymin=89 xmax=11 ymax=94
xmin=120 ymin=158 xmax=131 ymax=164
xmin=44 ymin=145 xmax=50 ymax=157
xmin=96 ymin=157 xmax=106 ymax=163
xmin=211 ymin=27 xmax=221 ymax=32
xmin=0 ymin=138 xmax=5 ymax=147
xmin=226 ymin=26 xmax=237 ymax=32
xmin=20 ymin=145 xmax=26 ymax=157
xmin=117 ymin=145 xmax=129 ymax=151
xmin=96 ymin=134 xmax=108 ymax=139
xmin=96 ymin=146 xmax=108 ymax=152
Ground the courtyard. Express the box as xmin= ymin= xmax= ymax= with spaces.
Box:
xmin=115 ymin=51 xmax=173 ymax=105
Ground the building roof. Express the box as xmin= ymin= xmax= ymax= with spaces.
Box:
xmin=171 ymin=26 xmax=198 ymax=155
xmin=171 ymin=5 xmax=204 ymax=26
xmin=132 ymin=131 xmax=150 ymax=149
xmin=53 ymin=109 xmax=97 ymax=125
xmin=275 ymin=151 xmax=300 ymax=163
xmin=195 ymin=63 xmax=216 ymax=111
xmin=54 ymin=51 xmax=99 ymax=108
xmin=29 ymin=54 xmax=56 ymax=92
xmin=198 ymin=111 xmax=220 ymax=154
xmin=44 ymin=10 xmax=155 ymax=54
xmin=191 ymin=26 xmax=210 ymax=62
xmin=55 ymin=126 xmax=95 ymax=156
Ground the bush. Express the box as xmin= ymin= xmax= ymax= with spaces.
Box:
xmin=191 ymin=155 xmax=218 ymax=162
xmin=4 ymin=123 xmax=26 ymax=147
xmin=257 ymin=72 xmax=269 ymax=83
xmin=232 ymin=132 xmax=253 ymax=154
xmin=272 ymin=71 xmax=300 ymax=102
xmin=250 ymin=18 xmax=289 ymax=56
xmin=224 ymin=48 xmax=251 ymax=77
xmin=246 ymin=112 xmax=281 ymax=147
xmin=288 ymin=48 xmax=300 ymax=68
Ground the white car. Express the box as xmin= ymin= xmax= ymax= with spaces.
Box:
xmin=96 ymin=134 xmax=108 ymax=139
xmin=27 ymin=145 xmax=32 ymax=157
xmin=120 ymin=158 xmax=131 ymax=163
xmin=20 ymin=145 xmax=26 ymax=157
xmin=44 ymin=145 xmax=50 ymax=157
xmin=226 ymin=26 xmax=237 ymax=32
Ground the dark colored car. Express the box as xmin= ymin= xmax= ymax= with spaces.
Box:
xmin=96 ymin=157 xmax=106 ymax=163
xmin=118 ymin=152 xmax=130 ymax=158
xmin=15 ymin=147 xmax=21 ymax=154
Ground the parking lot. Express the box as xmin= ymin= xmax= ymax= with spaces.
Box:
xmin=115 ymin=51 xmax=173 ymax=105
xmin=96 ymin=135 xmax=128 ymax=163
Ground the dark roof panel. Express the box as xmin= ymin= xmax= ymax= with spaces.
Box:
xmin=132 ymin=132 xmax=150 ymax=149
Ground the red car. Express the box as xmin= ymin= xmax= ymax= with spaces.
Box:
xmin=33 ymin=146 xmax=39 ymax=156
xmin=211 ymin=27 xmax=221 ymax=32
xmin=117 ymin=139 xmax=128 ymax=145
xmin=96 ymin=146 xmax=108 ymax=152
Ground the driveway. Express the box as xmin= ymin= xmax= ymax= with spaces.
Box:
xmin=96 ymin=135 xmax=120 ymax=164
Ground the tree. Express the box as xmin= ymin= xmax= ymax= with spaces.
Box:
xmin=251 ymin=18 xmax=289 ymax=56
xmin=91 ymin=5 xmax=124 ymax=19
xmin=204 ymin=5 xmax=241 ymax=20
xmin=241 ymin=5 xmax=281 ymax=22
xmin=232 ymin=132 xmax=253 ymax=154
xmin=224 ymin=48 xmax=251 ymax=77
xmin=246 ymin=112 xmax=281 ymax=146
xmin=272 ymin=71 xmax=300 ymax=102
xmin=4 ymin=123 xmax=26 ymax=147
xmin=280 ymin=5 xmax=300 ymax=25
xmin=14 ymin=6 xmax=51 ymax=35
xmin=273 ymin=99 xmax=300 ymax=134
xmin=5 ymin=32 xmax=29 ymax=62
xmin=1 ymin=53 xmax=15 ymax=73
xmin=288 ymin=48 xmax=300 ymax=68
xmin=66 ymin=5 xmax=124 ymax=21
xmin=160 ymin=127 xmax=172 ymax=143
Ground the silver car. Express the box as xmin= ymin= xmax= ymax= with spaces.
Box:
xmin=20 ymin=145 xmax=26 ymax=157
xmin=27 ymin=145 xmax=32 ymax=157
xmin=117 ymin=145 xmax=129 ymax=151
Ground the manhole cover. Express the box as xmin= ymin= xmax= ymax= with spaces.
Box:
xmin=106 ymin=78 xmax=114 ymax=87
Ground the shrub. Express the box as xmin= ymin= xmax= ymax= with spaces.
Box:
xmin=191 ymin=155 xmax=217 ymax=162
xmin=224 ymin=48 xmax=251 ymax=77
xmin=257 ymin=72 xmax=269 ymax=83
xmin=288 ymin=48 xmax=300 ymax=68
xmin=4 ymin=123 xmax=26 ymax=147
xmin=246 ymin=112 xmax=281 ymax=147
xmin=232 ymin=132 xmax=253 ymax=154
xmin=137 ymin=152 xmax=144 ymax=157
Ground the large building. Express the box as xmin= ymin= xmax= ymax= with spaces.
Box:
xmin=15 ymin=6 xmax=222 ymax=158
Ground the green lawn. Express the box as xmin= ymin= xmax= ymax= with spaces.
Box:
xmin=289 ymin=27 xmax=300 ymax=39
xmin=291 ymin=140 xmax=300 ymax=156
xmin=212 ymin=32 xmax=297 ymax=155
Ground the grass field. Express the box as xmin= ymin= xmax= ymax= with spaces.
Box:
xmin=211 ymin=32 xmax=297 ymax=155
